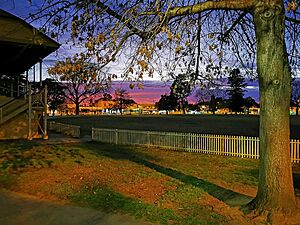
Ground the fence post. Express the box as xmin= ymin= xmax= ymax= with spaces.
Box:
xmin=147 ymin=131 xmax=150 ymax=147
xmin=115 ymin=129 xmax=118 ymax=145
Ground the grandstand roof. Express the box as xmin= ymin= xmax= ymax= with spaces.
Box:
xmin=0 ymin=9 xmax=60 ymax=76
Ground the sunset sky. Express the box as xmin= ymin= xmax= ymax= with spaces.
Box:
xmin=0 ymin=1 xmax=260 ymax=104
xmin=111 ymin=80 xmax=259 ymax=104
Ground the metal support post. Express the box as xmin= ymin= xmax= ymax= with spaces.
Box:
xmin=28 ymin=84 xmax=32 ymax=140
xmin=33 ymin=65 xmax=35 ymax=83
xmin=43 ymin=85 xmax=48 ymax=139
xmin=39 ymin=61 xmax=43 ymax=87
xmin=25 ymin=70 xmax=29 ymax=100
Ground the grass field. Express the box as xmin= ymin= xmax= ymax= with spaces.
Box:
xmin=50 ymin=114 xmax=300 ymax=139
xmin=0 ymin=140 xmax=262 ymax=225
xmin=1 ymin=139 xmax=299 ymax=224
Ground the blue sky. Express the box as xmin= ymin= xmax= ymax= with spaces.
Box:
xmin=0 ymin=0 xmax=84 ymax=80
xmin=0 ymin=1 xmax=257 ymax=81
xmin=0 ymin=1 xmax=259 ymax=102
xmin=0 ymin=0 xmax=48 ymax=16
xmin=0 ymin=0 xmax=154 ymax=81
xmin=0 ymin=0 xmax=39 ymax=19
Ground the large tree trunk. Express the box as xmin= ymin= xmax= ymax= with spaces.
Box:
xmin=181 ymin=99 xmax=186 ymax=114
xmin=120 ymin=100 xmax=123 ymax=115
xmin=75 ymin=102 xmax=80 ymax=115
xmin=248 ymin=1 xmax=298 ymax=220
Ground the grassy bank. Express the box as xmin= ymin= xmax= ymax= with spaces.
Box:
xmin=0 ymin=139 xmax=265 ymax=224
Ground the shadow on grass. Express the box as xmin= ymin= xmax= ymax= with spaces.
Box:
xmin=0 ymin=140 xmax=85 ymax=174
xmin=294 ymin=173 xmax=300 ymax=196
xmin=72 ymin=186 xmax=180 ymax=225
xmin=86 ymin=142 xmax=254 ymax=206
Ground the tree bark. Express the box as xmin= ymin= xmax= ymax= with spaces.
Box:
xmin=181 ymin=99 xmax=186 ymax=114
xmin=119 ymin=99 xmax=123 ymax=115
xmin=248 ymin=1 xmax=298 ymax=219
xmin=75 ymin=101 xmax=80 ymax=115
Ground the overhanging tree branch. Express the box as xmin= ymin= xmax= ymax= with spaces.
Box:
xmin=221 ymin=11 xmax=249 ymax=41
xmin=286 ymin=16 xmax=300 ymax=24
xmin=167 ymin=0 xmax=254 ymax=18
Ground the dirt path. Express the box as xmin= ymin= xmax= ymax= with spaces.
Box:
xmin=0 ymin=190 xmax=152 ymax=225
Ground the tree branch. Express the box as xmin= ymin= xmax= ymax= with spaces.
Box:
xmin=96 ymin=2 xmax=144 ymax=37
xmin=221 ymin=11 xmax=249 ymax=41
xmin=286 ymin=16 xmax=300 ymax=24
xmin=167 ymin=0 xmax=254 ymax=18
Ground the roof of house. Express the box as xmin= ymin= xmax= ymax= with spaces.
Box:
xmin=0 ymin=9 xmax=60 ymax=76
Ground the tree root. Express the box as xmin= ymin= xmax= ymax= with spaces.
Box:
xmin=241 ymin=199 xmax=300 ymax=225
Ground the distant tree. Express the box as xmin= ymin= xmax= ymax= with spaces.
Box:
xmin=198 ymin=95 xmax=227 ymax=114
xmin=209 ymin=95 xmax=217 ymax=114
xmin=43 ymin=78 xmax=66 ymax=116
xmin=243 ymin=97 xmax=258 ymax=114
xmin=195 ymin=80 xmax=227 ymax=105
xmin=48 ymin=56 xmax=108 ymax=115
xmin=216 ymin=97 xmax=228 ymax=111
xmin=227 ymin=68 xmax=246 ymax=114
xmin=171 ymin=73 xmax=193 ymax=114
xmin=188 ymin=103 xmax=199 ymax=112
xmin=114 ymin=88 xmax=135 ymax=115
xmin=102 ymin=93 xmax=113 ymax=101
xmin=292 ymin=79 xmax=300 ymax=115
xmin=155 ymin=93 xmax=178 ymax=114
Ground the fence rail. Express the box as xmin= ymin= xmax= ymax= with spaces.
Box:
xmin=48 ymin=121 xmax=80 ymax=138
xmin=92 ymin=128 xmax=300 ymax=163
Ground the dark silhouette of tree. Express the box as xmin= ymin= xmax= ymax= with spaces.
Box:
xmin=155 ymin=93 xmax=178 ymax=114
xmin=195 ymin=80 xmax=227 ymax=105
xmin=209 ymin=95 xmax=217 ymax=114
xmin=188 ymin=103 xmax=199 ymax=112
xmin=43 ymin=78 xmax=66 ymax=116
xmin=102 ymin=93 xmax=113 ymax=101
xmin=114 ymin=88 xmax=135 ymax=115
xmin=243 ymin=96 xmax=258 ymax=114
xmin=227 ymin=68 xmax=246 ymax=114
xmin=198 ymin=95 xmax=227 ymax=114
xmin=48 ymin=56 xmax=108 ymax=115
xmin=171 ymin=73 xmax=193 ymax=114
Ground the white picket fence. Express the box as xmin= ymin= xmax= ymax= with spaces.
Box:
xmin=92 ymin=128 xmax=300 ymax=163
xmin=48 ymin=121 xmax=80 ymax=138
